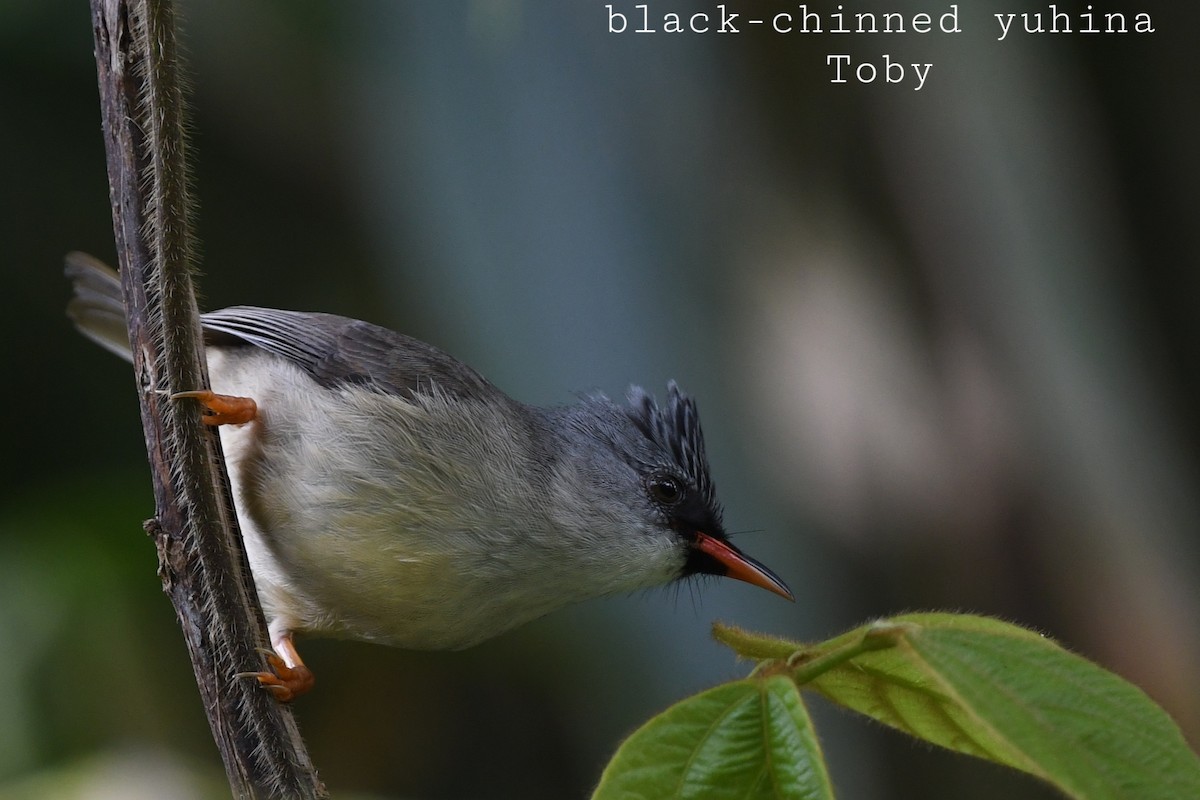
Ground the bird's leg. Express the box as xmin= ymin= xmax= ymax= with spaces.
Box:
xmin=171 ymin=389 xmax=257 ymax=426
xmin=236 ymin=632 xmax=315 ymax=703
xmin=176 ymin=388 xmax=301 ymax=699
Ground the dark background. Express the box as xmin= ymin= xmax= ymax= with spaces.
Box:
xmin=1 ymin=1 xmax=1196 ymax=798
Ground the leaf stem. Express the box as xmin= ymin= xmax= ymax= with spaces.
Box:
xmin=789 ymin=621 xmax=905 ymax=685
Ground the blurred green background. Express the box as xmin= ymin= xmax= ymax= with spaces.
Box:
xmin=2 ymin=1 xmax=1197 ymax=798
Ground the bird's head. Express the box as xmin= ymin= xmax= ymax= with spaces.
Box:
xmin=553 ymin=382 xmax=793 ymax=602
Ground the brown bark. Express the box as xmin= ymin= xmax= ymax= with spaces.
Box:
xmin=88 ymin=1 xmax=326 ymax=796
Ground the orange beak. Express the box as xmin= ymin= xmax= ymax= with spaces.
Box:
xmin=694 ymin=532 xmax=794 ymax=601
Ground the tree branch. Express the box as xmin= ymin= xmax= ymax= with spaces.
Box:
xmin=88 ymin=1 xmax=326 ymax=796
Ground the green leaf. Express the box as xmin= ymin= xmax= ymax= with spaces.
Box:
xmin=711 ymin=624 xmax=799 ymax=662
xmin=592 ymin=675 xmax=834 ymax=800
xmin=802 ymin=613 xmax=1200 ymax=800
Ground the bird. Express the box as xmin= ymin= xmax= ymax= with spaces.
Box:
xmin=66 ymin=252 xmax=792 ymax=700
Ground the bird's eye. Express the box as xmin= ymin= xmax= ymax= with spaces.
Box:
xmin=647 ymin=475 xmax=683 ymax=505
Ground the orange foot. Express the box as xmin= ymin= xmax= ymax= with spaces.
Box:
xmin=172 ymin=389 xmax=257 ymax=426
xmin=237 ymin=635 xmax=315 ymax=703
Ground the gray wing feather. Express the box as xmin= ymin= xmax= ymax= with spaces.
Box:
xmin=201 ymin=306 xmax=499 ymax=402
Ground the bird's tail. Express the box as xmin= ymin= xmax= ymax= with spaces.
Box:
xmin=65 ymin=252 xmax=132 ymax=362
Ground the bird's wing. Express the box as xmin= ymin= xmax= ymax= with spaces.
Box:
xmin=201 ymin=306 xmax=499 ymax=401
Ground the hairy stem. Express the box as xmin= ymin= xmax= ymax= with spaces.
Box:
xmin=89 ymin=1 xmax=326 ymax=796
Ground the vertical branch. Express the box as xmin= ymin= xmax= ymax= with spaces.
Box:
xmin=88 ymin=1 xmax=326 ymax=796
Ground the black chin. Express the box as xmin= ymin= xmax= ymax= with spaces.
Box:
xmin=671 ymin=505 xmax=724 ymax=578
xmin=681 ymin=536 xmax=725 ymax=578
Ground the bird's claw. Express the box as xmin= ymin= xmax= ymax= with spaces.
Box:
xmin=172 ymin=389 xmax=257 ymax=426
xmin=236 ymin=648 xmax=315 ymax=703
